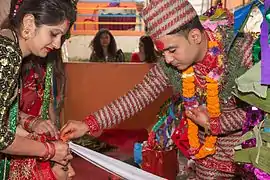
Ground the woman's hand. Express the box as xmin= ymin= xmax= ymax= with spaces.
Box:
xmin=51 ymin=141 xmax=73 ymax=165
xmin=32 ymin=119 xmax=59 ymax=139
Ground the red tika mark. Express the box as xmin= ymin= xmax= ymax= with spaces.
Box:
xmin=154 ymin=40 xmax=165 ymax=51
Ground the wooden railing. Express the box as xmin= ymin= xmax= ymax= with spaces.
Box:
xmin=71 ymin=2 xmax=145 ymax=36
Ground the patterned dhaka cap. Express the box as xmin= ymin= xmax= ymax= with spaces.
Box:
xmin=142 ymin=0 xmax=197 ymax=40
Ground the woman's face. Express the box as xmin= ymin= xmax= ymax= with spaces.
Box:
xmin=139 ymin=40 xmax=144 ymax=53
xmin=100 ymin=33 xmax=111 ymax=47
xmin=25 ymin=17 xmax=69 ymax=57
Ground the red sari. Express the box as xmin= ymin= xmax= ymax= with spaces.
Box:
xmin=9 ymin=67 xmax=56 ymax=180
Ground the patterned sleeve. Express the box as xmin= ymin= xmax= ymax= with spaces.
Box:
xmin=210 ymin=98 xmax=246 ymax=135
xmin=239 ymin=33 xmax=256 ymax=68
xmin=0 ymin=37 xmax=22 ymax=150
xmin=85 ymin=63 xmax=170 ymax=133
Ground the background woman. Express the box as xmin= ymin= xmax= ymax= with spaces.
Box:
xmin=130 ymin=35 xmax=158 ymax=63
xmin=89 ymin=29 xmax=125 ymax=62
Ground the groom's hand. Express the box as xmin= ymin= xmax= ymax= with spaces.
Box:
xmin=60 ymin=120 xmax=89 ymax=140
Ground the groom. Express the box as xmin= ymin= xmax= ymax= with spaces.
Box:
xmin=61 ymin=0 xmax=256 ymax=179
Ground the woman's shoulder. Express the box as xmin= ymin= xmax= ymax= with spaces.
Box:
xmin=0 ymin=29 xmax=21 ymax=52
xmin=89 ymin=51 xmax=101 ymax=62
xmin=0 ymin=29 xmax=22 ymax=64
xmin=0 ymin=29 xmax=15 ymax=42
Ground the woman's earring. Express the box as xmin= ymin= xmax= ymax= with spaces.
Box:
xmin=23 ymin=29 xmax=30 ymax=40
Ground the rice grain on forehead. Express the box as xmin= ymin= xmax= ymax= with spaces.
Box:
xmin=142 ymin=0 xmax=197 ymax=40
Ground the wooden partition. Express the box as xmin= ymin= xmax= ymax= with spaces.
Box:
xmin=63 ymin=62 xmax=173 ymax=130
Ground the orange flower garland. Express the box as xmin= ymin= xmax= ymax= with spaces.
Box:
xmin=182 ymin=39 xmax=222 ymax=159
xmin=182 ymin=67 xmax=200 ymax=150
xmin=194 ymin=76 xmax=219 ymax=159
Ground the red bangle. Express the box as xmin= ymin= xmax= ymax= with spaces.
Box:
xmin=49 ymin=142 xmax=56 ymax=160
xmin=39 ymin=142 xmax=56 ymax=161
xmin=24 ymin=116 xmax=37 ymax=132
xmin=39 ymin=142 xmax=50 ymax=161
xmin=84 ymin=115 xmax=100 ymax=135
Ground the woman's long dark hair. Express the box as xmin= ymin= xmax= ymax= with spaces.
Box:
xmin=1 ymin=0 xmax=77 ymax=122
xmin=140 ymin=35 xmax=157 ymax=63
xmin=90 ymin=29 xmax=117 ymax=59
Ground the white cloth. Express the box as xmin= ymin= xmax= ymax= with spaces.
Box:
xmin=69 ymin=142 xmax=166 ymax=180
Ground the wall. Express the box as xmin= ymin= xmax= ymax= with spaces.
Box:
xmin=63 ymin=62 xmax=173 ymax=130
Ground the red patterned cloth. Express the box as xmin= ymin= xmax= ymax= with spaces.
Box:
xmin=9 ymin=134 xmax=56 ymax=180
xmin=141 ymin=149 xmax=179 ymax=180
xmin=171 ymin=119 xmax=189 ymax=158
xmin=9 ymin=67 xmax=56 ymax=180
xmin=20 ymin=67 xmax=45 ymax=116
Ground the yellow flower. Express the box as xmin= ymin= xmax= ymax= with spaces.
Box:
xmin=208 ymin=41 xmax=219 ymax=48
xmin=215 ymin=33 xmax=222 ymax=41
xmin=218 ymin=55 xmax=224 ymax=66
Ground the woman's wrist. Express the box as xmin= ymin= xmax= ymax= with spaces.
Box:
xmin=39 ymin=142 xmax=56 ymax=161
xmin=23 ymin=115 xmax=38 ymax=132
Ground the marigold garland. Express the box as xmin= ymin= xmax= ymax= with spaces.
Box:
xmin=182 ymin=67 xmax=200 ymax=150
xmin=182 ymin=39 xmax=222 ymax=159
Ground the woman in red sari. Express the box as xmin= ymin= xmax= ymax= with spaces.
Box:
xmin=9 ymin=53 xmax=75 ymax=180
